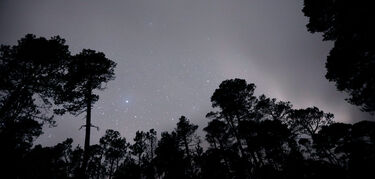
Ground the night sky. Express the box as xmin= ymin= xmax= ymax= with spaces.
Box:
xmin=0 ymin=0 xmax=372 ymax=146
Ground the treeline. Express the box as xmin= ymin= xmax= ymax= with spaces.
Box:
xmin=22 ymin=117 xmax=375 ymax=179
xmin=2 ymin=0 xmax=375 ymax=178
xmin=42 ymin=80 xmax=374 ymax=179
xmin=0 ymin=35 xmax=375 ymax=179
xmin=2 ymin=60 xmax=375 ymax=179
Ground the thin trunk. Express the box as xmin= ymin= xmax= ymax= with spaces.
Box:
xmin=184 ymin=137 xmax=191 ymax=159
xmin=81 ymin=81 xmax=92 ymax=178
xmin=212 ymin=139 xmax=218 ymax=150
xmin=226 ymin=117 xmax=246 ymax=157
xmin=109 ymin=159 xmax=114 ymax=179
xmin=116 ymin=158 xmax=119 ymax=171
xmin=184 ymin=136 xmax=193 ymax=177
xmin=218 ymin=140 xmax=231 ymax=174
xmin=250 ymin=151 xmax=260 ymax=167
xmin=245 ymin=138 xmax=260 ymax=167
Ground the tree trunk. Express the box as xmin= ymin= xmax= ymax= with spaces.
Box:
xmin=218 ymin=140 xmax=231 ymax=174
xmin=184 ymin=137 xmax=190 ymax=159
xmin=81 ymin=81 xmax=92 ymax=178
xmin=109 ymin=159 xmax=114 ymax=179
xmin=226 ymin=117 xmax=246 ymax=158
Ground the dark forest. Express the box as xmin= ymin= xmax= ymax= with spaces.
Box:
xmin=1 ymin=0 xmax=375 ymax=179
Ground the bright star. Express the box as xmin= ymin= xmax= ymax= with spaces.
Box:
xmin=125 ymin=100 xmax=129 ymax=103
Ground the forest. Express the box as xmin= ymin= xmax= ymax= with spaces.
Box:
xmin=1 ymin=0 xmax=375 ymax=179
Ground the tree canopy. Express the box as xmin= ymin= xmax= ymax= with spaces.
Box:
xmin=0 ymin=34 xmax=117 ymax=178
xmin=303 ymin=0 xmax=375 ymax=113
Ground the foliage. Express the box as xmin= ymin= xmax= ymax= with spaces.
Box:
xmin=303 ymin=0 xmax=375 ymax=113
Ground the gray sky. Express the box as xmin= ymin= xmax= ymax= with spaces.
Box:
xmin=0 ymin=0 xmax=373 ymax=146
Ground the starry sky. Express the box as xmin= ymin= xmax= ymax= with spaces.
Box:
xmin=0 ymin=0 xmax=373 ymax=146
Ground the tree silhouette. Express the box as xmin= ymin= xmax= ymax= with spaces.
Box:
xmin=313 ymin=122 xmax=352 ymax=167
xmin=175 ymin=116 xmax=199 ymax=178
xmin=21 ymin=138 xmax=74 ymax=179
xmin=176 ymin=116 xmax=198 ymax=160
xmin=131 ymin=131 xmax=148 ymax=167
xmin=54 ymin=49 xmax=116 ymax=177
xmin=204 ymin=119 xmax=231 ymax=151
xmin=203 ymin=119 xmax=233 ymax=177
xmin=208 ymin=78 xmax=257 ymax=159
xmin=100 ymin=129 xmax=128 ymax=179
xmin=348 ymin=121 xmax=375 ymax=178
xmin=254 ymin=94 xmax=292 ymax=122
xmin=0 ymin=34 xmax=70 ymax=178
xmin=86 ymin=144 xmax=105 ymax=179
xmin=289 ymin=107 xmax=333 ymax=138
xmin=0 ymin=34 xmax=70 ymax=122
xmin=207 ymin=79 xmax=300 ymax=178
xmin=155 ymin=131 xmax=186 ymax=179
xmin=303 ymin=0 xmax=375 ymax=113
xmin=144 ymin=129 xmax=158 ymax=179
xmin=145 ymin=129 xmax=157 ymax=161
xmin=113 ymin=157 xmax=141 ymax=179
